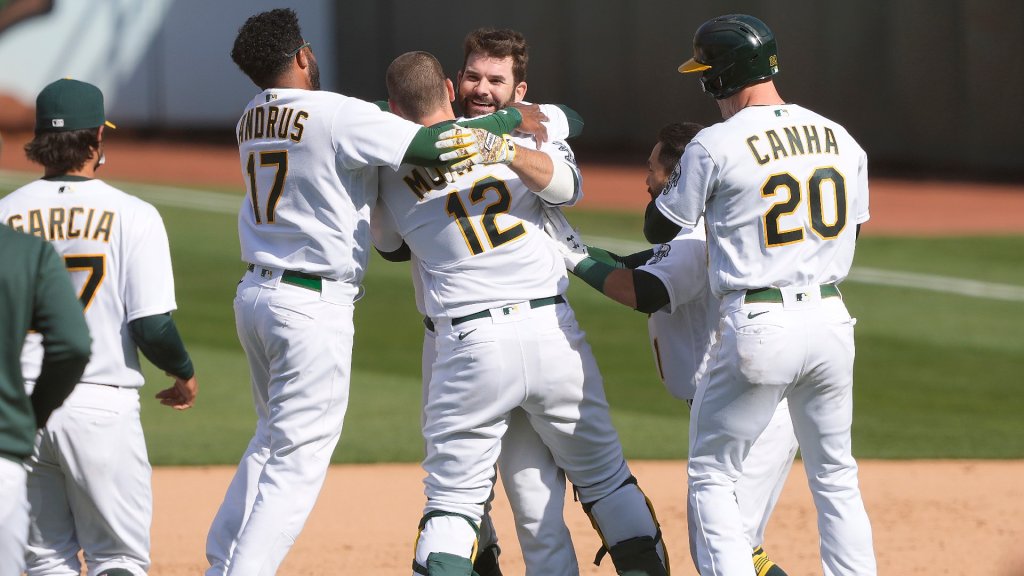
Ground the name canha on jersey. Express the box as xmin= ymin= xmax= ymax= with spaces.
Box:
xmin=376 ymin=133 xmax=580 ymax=319
xmin=656 ymin=103 xmax=869 ymax=296
xmin=0 ymin=179 xmax=177 ymax=388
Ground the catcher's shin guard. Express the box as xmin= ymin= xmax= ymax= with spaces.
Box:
xmin=581 ymin=476 xmax=669 ymax=576
xmin=472 ymin=544 xmax=502 ymax=576
xmin=413 ymin=552 xmax=476 ymax=576
xmin=608 ymin=536 xmax=668 ymax=576
xmin=413 ymin=511 xmax=480 ymax=575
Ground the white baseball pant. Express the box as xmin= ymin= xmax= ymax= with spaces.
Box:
xmin=688 ymin=288 xmax=876 ymax=576
xmin=686 ymin=398 xmax=797 ymax=567
xmin=25 ymin=384 xmax=151 ymax=576
xmin=206 ymin=269 xmax=355 ymax=576
xmin=0 ymin=456 xmax=28 ymax=576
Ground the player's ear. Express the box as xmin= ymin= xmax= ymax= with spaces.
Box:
xmin=514 ymin=80 xmax=527 ymax=102
xmin=445 ymin=78 xmax=455 ymax=103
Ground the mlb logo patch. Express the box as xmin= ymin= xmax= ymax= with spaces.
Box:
xmin=52 ymin=119 xmax=65 ymax=127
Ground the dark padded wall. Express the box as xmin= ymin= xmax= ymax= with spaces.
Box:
xmin=333 ymin=1 xmax=1024 ymax=178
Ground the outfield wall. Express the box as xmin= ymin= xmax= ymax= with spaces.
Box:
xmin=0 ymin=0 xmax=1020 ymax=178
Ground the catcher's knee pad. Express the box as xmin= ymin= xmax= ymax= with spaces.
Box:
xmin=581 ymin=476 xmax=669 ymax=575
xmin=413 ymin=511 xmax=480 ymax=576
xmin=472 ymin=543 xmax=502 ymax=576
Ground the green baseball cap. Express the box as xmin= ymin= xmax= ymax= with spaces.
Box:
xmin=35 ymin=78 xmax=117 ymax=132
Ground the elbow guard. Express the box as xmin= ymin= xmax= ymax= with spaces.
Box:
xmin=535 ymin=160 xmax=577 ymax=204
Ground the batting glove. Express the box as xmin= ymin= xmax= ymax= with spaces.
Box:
xmin=436 ymin=125 xmax=517 ymax=172
xmin=541 ymin=206 xmax=589 ymax=271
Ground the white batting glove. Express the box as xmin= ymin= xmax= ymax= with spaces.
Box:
xmin=541 ymin=206 xmax=589 ymax=271
xmin=436 ymin=125 xmax=517 ymax=172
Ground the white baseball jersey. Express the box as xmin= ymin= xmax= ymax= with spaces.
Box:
xmin=0 ymin=179 xmax=177 ymax=389
xmin=237 ymin=88 xmax=421 ymax=291
xmin=655 ymin=104 xmax=869 ymax=297
xmin=638 ymin=220 xmax=719 ymax=401
xmin=375 ymin=131 xmax=580 ymax=320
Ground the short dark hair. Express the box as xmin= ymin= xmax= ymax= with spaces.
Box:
xmin=24 ymin=129 xmax=100 ymax=173
xmin=231 ymin=8 xmax=305 ymax=89
xmin=462 ymin=28 xmax=528 ymax=84
xmin=656 ymin=122 xmax=704 ymax=170
xmin=387 ymin=51 xmax=449 ymax=122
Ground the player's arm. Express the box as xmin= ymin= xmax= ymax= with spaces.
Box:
xmin=129 ymin=313 xmax=197 ymax=410
xmin=402 ymin=108 xmax=523 ymax=167
xmin=30 ymin=240 xmax=91 ymax=428
xmin=543 ymin=208 xmax=669 ymax=312
xmin=643 ymin=201 xmax=683 ymax=244
xmin=370 ymin=196 xmax=411 ymax=262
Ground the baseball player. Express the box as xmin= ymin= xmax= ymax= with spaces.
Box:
xmin=204 ymin=10 xmax=529 ymax=576
xmin=378 ymin=29 xmax=585 ymax=576
xmin=0 ymin=78 xmax=198 ymax=576
xmin=375 ymin=50 xmax=667 ymax=576
xmin=645 ymin=14 xmax=877 ymax=575
xmin=545 ymin=121 xmax=798 ymax=576
xmin=0 ymin=225 xmax=91 ymax=576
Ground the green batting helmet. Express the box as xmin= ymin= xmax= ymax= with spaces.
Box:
xmin=678 ymin=14 xmax=779 ymax=99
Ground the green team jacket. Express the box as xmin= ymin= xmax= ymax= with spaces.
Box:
xmin=0 ymin=224 xmax=91 ymax=462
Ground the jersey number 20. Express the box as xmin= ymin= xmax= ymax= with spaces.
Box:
xmin=245 ymin=150 xmax=288 ymax=224
xmin=762 ymin=166 xmax=847 ymax=247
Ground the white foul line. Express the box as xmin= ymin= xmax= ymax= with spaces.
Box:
xmin=587 ymin=235 xmax=1024 ymax=303
xmin=2 ymin=171 xmax=1021 ymax=303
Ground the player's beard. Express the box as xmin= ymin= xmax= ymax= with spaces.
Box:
xmin=307 ymin=56 xmax=321 ymax=91
xmin=459 ymin=92 xmax=513 ymax=119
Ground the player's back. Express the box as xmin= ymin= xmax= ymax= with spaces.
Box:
xmin=691 ymin=103 xmax=869 ymax=293
xmin=236 ymin=88 xmax=418 ymax=288
xmin=0 ymin=179 xmax=175 ymax=387
xmin=377 ymin=147 xmax=567 ymax=320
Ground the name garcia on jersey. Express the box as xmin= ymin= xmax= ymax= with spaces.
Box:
xmin=5 ymin=207 xmax=114 ymax=242
xmin=746 ymin=124 xmax=839 ymax=166
xmin=237 ymin=104 xmax=308 ymax=144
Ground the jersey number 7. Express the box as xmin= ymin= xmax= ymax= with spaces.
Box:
xmin=245 ymin=150 xmax=288 ymax=224
xmin=63 ymin=254 xmax=106 ymax=310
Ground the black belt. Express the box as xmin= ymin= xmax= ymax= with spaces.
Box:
xmin=423 ymin=295 xmax=565 ymax=332
xmin=247 ymin=263 xmax=323 ymax=292
xmin=744 ymin=283 xmax=840 ymax=304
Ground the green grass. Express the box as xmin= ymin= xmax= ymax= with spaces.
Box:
xmin=4 ymin=176 xmax=1022 ymax=462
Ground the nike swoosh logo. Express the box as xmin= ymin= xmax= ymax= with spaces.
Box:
xmin=458 ymin=329 xmax=477 ymax=341
xmin=747 ymin=310 xmax=770 ymax=319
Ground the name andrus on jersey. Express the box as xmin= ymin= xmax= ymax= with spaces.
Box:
xmin=745 ymin=123 xmax=839 ymax=166
xmin=237 ymin=104 xmax=308 ymax=144
xmin=5 ymin=207 xmax=115 ymax=242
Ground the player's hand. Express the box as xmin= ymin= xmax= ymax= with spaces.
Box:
xmin=436 ymin=125 xmax=517 ymax=172
xmin=510 ymin=102 xmax=549 ymax=148
xmin=541 ymin=206 xmax=589 ymax=271
xmin=155 ymin=373 xmax=198 ymax=411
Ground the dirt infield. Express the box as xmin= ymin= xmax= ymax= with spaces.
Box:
xmin=3 ymin=132 xmax=1023 ymax=574
xmin=155 ymin=461 xmax=1024 ymax=575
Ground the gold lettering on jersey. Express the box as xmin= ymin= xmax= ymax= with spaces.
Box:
xmin=823 ymin=127 xmax=839 ymax=155
xmin=67 ymin=207 xmax=84 ymax=238
xmin=254 ymin=107 xmax=266 ymax=138
xmin=747 ymin=124 xmax=839 ymax=166
xmin=237 ymin=106 xmax=308 ymax=144
xmin=266 ymin=106 xmax=280 ymax=138
xmin=92 ymin=211 xmax=114 ymax=242
xmin=402 ymin=167 xmax=450 ymax=199
xmin=48 ymin=208 xmax=67 ymax=240
xmin=6 ymin=208 xmax=115 ymax=242
xmin=291 ymin=111 xmax=307 ymax=142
